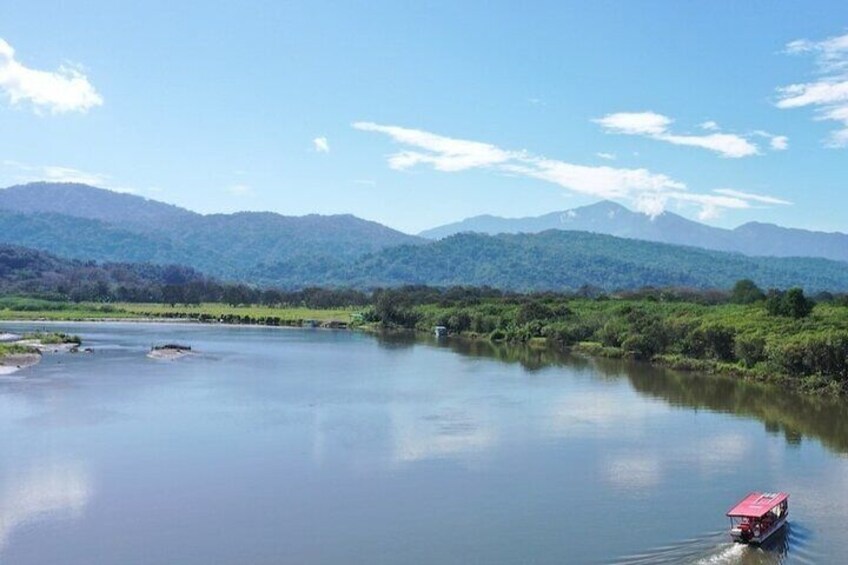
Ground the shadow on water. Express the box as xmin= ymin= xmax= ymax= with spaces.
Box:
xmin=375 ymin=333 xmax=848 ymax=455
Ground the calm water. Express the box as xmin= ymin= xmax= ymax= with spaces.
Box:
xmin=1 ymin=322 xmax=847 ymax=564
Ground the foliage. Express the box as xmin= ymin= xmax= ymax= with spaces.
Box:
xmin=731 ymin=279 xmax=765 ymax=304
xmin=362 ymin=284 xmax=848 ymax=394
xmin=21 ymin=332 xmax=81 ymax=345
xmin=766 ymin=288 xmax=815 ymax=318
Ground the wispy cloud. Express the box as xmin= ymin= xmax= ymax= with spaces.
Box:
xmin=596 ymin=152 xmax=616 ymax=160
xmin=0 ymin=38 xmax=102 ymax=114
xmin=354 ymin=121 xmax=789 ymax=219
xmin=1 ymin=161 xmax=134 ymax=193
xmin=713 ymin=188 xmax=792 ymax=206
xmin=699 ymin=120 xmax=720 ymax=131
xmin=595 ymin=111 xmax=768 ymax=158
xmin=777 ymin=32 xmax=848 ymax=147
xmin=313 ymin=136 xmax=330 ymax=153
xmin=226 ymin=184 xmax=252 ymax=196
xmin=769 ymin=135 xmax=789 ymax=151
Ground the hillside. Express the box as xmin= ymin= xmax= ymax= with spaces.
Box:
xmin=420 ymin=201 xmax=848 ymax=264
xmin=0 ymin=244 xmax=208 ymax=299
xmin=252 ymin=230 xmax=848 ymax=292
xmin=0 ymin=183 xmax=423 ymax=278
xmin=0 ymin=182 xmax=197 ymax=233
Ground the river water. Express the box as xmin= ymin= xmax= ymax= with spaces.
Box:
xmin=1 ymin=322 xmax=846 ymax=564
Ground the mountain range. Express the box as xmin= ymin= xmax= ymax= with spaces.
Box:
xmin=1 ymin=182 xmax=847 ymax=292
xmin=419 ymin=201 xmax=848 ymax=264
xmin=0 ymin=182 xmax=423 ymax=277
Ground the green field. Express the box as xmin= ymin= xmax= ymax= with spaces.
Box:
xmin=0 ymin=298 xmax=355 ymax=325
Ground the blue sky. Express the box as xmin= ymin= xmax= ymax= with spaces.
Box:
xmin=1 ymin=1 xmax=847 ymax=234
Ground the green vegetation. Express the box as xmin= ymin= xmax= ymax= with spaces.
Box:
xmin=301 ymin=231 xmax=848 ymax=292
xmin=21 ymin=332 xmax=82 ymax=345
xmin=0 ymin=343 xmax=37 ymax=356
xmin=0 ymin=299 xmax=353 ymax=326
xmin=362 ymin=284 xmax=848 ymax=396
xmin=116 ymin=303 xmax=354 ymax=325
xmin=4 ymin=279 xmax=848 ymax=396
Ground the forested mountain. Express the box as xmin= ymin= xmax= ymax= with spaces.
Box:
xmin=0 ymin=182 xmax=197 ymax=232
xmin=420 ymin=201 xmax=848 ymax=264
xmin=3 ymin=182 xmax=848 ymax=293
xmin=0 ymin=244 xmax=209 ymax=300
xmin=251 ymin=230 xmax=848 ymax=292
xmin=0 ymin=183 xmax=423 ymax=277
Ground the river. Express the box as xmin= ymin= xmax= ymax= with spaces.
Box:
xmin=1 ymin=322 xmax=845 ymax=564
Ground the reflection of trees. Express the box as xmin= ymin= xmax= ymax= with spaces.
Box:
xmin=624 ymin=366 xmax=848 ymax=452
xmin=396 ymin=333 xmax=848 ymax=455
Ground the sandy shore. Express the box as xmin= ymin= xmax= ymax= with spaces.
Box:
xmin=0 ymin=352 xmax=42 ymax=375
xmin=13 ymin=340 xmax=80 ymax=353
xmin=147 ymin=347 xmax=193 ymax=360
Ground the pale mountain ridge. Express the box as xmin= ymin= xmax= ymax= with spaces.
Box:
xmin=0 ymin=182 xmax=424 ymax=278
xmin=419 ymin=201 xmax=848 ymax=263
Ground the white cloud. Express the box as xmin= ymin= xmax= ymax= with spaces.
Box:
xmin=596 ymin=152 xmax=616 ymax=160
xmin=595 ymin=111 xmax=671 ymax=136
xmin=227 ymin=184 xmax=252 ymax=196
xmin=778 ymin=32 xmax=848 ymax=147
xmin=313 ymin=136 xmax=330 ymax=153
xmin=769 ymin=135 xmax=789 ymax=150
xmin=0 ymin=38 xmax=102 ymax=114
xmin=353 ymin=122 xmax=512 ymax=171
xmin=1 ymin=161 xmax=135 ymax=193
xmin=595 ymin=111 xmax=761 ymax=158
xmin=713 ymin=188 xmax=792 ymax=206
xmin=40 ymin=166 xmax=110 ymax=186
xmin=699 ymin=120 xmax=720 ymax=131
xmin=355 ymin=121 xmax=790 ymax=220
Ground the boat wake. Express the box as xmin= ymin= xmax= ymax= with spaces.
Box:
xmin=608 ymin=523 xmax=815 ymax=565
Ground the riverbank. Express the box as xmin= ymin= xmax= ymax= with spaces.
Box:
xmin=0 ymin=346 xmax=40 ymax=375
xmin=3 ymin=294 xmax=848 ymax=396
xmin=0 ymin=301 xmax=354 ymax=327
xmin=367 ymin=290 xmax=848 ymax=397
xmin=0 ymin=331 xmax=83 ymax=374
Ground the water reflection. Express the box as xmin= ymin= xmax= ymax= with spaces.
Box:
xmin=0 ymin=461 xmax=92 ymax=550
xmin=391 ymin=404 xmax=496 ymax=464
xmin=401 ymin=335 xmax=848 ymax=456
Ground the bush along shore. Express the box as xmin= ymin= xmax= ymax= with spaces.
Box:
xmin=361 ymin=282 xmax=848 ymax=396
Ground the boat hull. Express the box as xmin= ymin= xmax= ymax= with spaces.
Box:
xmin=730 ymin=515 xmax=788 ymax=545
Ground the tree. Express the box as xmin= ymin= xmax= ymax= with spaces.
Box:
xmin=731 ymin=279 xmax=765 ymax=304
xmin=766 ymin=287 xmax=814 ymax=319
xmin=784 ymin=288 xmax=814 ymax=319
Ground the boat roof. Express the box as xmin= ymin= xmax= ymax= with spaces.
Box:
xmin=727 ymin=492 xmax=789 ymax=518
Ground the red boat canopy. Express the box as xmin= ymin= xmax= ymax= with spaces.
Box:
xmin=727 ymin=492 xmax=789 ymax=518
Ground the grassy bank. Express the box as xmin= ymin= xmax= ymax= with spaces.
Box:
xmin=0 ymin=297 xmax=355 ymax=326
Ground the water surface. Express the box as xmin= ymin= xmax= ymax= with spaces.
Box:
xmin=1 ymin=322 xmax=846 ymax=564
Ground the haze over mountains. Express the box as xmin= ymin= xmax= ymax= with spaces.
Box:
xmin=1 ymin=182 xmax=848 ymax=292
xmin=0 ymin=182 xmax=422 ymax=276
xmin=420 ymin=201 xmax=848 ymax=264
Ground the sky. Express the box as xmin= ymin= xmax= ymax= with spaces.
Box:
xmin=1 ymin=1 xmax=847 ymax=234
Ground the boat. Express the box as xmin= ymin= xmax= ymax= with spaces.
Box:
xmin=727 ymin=492 xmax=789 ymax=544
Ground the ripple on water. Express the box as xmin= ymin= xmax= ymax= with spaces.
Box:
xmin=608 ymin=522 xmax=820 ymax=565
